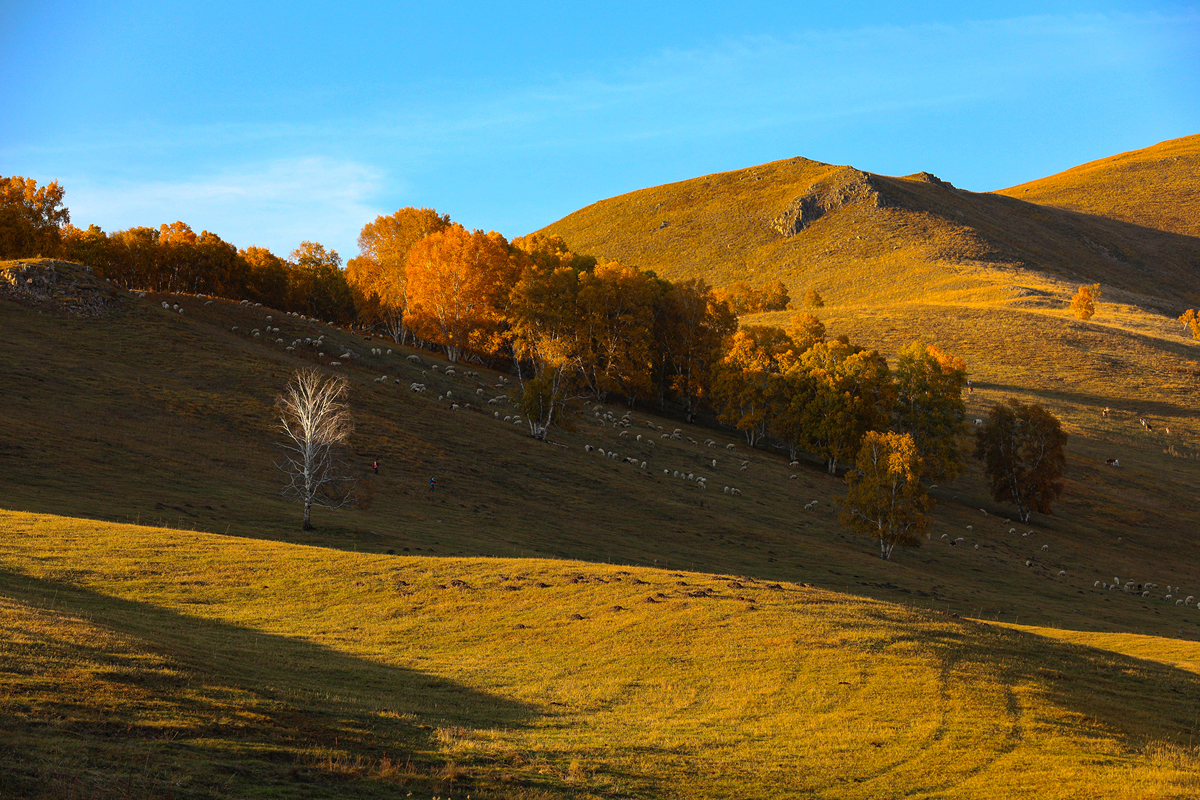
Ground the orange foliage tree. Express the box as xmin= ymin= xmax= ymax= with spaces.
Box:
xmin=1070 ymin=283 xmax=1101 ymax=320
xmin=658 ymin=278 xmax=736 ymax=422
xmin=346 ymin=207 xmax=450 ymax=343
xmin=714 ymin=325 xmax=799 ymax=446
xmin=794 ymin=340 xmax=895 ymax=474
xmin=576 ymin=260 xmax=662 ymax=403
xmin=405 ymin=225 xmax=519 ymax=362
xmin=0 ymin=175 xmax=69 ymax=259
xmin=1179 ymin=309 xmax=1200 ymax=341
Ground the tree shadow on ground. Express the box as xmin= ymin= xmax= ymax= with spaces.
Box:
xmin=0 ymin=569 xmax=579 ymax=800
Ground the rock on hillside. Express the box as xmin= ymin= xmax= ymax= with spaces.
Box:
xmin=540 ymin=149 xmax=1200 ymax=312
xmin=0 ymin=259 xmax=123 ymax=316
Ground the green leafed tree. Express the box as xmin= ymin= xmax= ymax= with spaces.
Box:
xmin=840 ymin=431 xmax=932 ymax=560
xmin=974 ymin=398 xmax=1067 ymax=523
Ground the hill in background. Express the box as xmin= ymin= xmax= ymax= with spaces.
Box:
xmin=540 ymin=142 xmax=1200 ymax=313
xmin=997 ymin=134 xmax=1200 ymax=239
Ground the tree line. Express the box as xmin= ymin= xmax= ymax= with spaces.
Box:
xmin=7 ymin=175 xmax=1068 ymax=547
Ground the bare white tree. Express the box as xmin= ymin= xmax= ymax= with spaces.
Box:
xmin=275 ymin=368 xmax=357 ymax=530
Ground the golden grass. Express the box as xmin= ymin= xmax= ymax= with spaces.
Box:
xmin=4 ymin=239 xmax=1200 ymax=795
xmin=998 ymin=134 xmax=1200 ymax=238
xmin=3 ymin=509 xmax=1200 ymax=798
xmin=539 ymin=150 xmax=1200 ymax=311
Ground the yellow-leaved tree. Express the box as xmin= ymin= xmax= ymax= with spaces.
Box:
xmin=840 ymin=431 xmax=932 ymax=560
xmin=713 ymin=325 xmax=799 ymax=446
xmin=405 ymin=225 xmax=519 ymax=362
xmin=576 ymin=260 xmax=661 ymax=404
xmin=346 ymin=207 xmax=450 ymax=343
xmin=1070 ymin=283 xmax=1101 ymax=320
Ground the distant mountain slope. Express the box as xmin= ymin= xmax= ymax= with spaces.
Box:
xmin=997 ymin=134 xmax=1200 ymax=238
xmin=540 ymin=153 xmax=1200 ymax=311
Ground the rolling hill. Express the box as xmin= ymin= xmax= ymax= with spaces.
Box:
xmin=4 ymin=131 xmax=1200 ymax=796
xmin=539 ymin=146 xmax=1200 ymax=313
xmin=997 ymin=134 xmax=1200 ymax=238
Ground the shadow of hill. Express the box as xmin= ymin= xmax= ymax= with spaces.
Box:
xmin=0 ymin=569 xmax=553 ymax=799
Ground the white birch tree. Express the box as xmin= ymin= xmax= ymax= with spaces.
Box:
xmin=275 ymin=368 xmax=357 ymax=530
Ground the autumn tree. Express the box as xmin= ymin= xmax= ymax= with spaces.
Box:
xmin=716 ymin=279 xmax=791 ymax=315
xmin=893 ymin=342 xmax=968 ymax=482
xmin=405 ymin=225 xmax=519 ymax=362
xmin=347 ymin=207 xmax=451 ymax=343
xmin=803 ymin=287 xmax=825 ymax=309
xmin=0 ymin=176 xmax=69 ymax=259
xmin=793 ymin=340 xmax=895 ymax=474
xmin=289 ymin=241 xmax=355 ymax=324
xmin=788 ymin=313 xmax=826 ymax=352
xmin=275 ymin=368 xmax=358 ymax=530
xmin=1070 ymin=283 xmax=1101 ymax=320
xmin=1179 ymin=309 xmax=1200 ymax=341
xmin=241 ymin=246 xmax=291 ymax=309
xmin=509 ymin=260 xmax=585 ymax=439
xmin=974 ymin=398 xmax=1067 ymax=523
xmin=576 ymin=260 xmax=661 ymax=403
xmin=61 ymin=224 xmax=110 ymax=272
xmin=714 ymin=325 xmax=799 ymax=446
xmin=658 ymin=278 xmax=736 ymax=421
xmin=840 ymin=431 xmax=932 ymax=560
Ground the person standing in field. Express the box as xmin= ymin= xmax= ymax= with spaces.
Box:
xmin=373 ymin=459 xmax=379 ymax=474
xmin=429 ymin=475 xmax=436 ymax=491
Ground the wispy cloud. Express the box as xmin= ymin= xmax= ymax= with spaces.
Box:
xmin=65 ymin=157 xmax=388 ymax=259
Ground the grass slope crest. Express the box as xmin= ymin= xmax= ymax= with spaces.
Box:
xmin=541 ymin=142 xmax=1200 ymax=312
xmin=998 ymin=134 xmax=1200 ymax=238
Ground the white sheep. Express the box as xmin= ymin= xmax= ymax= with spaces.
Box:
xmin=1040 ymin=544 xmax=1049 ymax=552
xmin=640 ymin=461 xmax=646 ymax=469
xmin=1058 ymin=570 xmax=1066 ymax=576
xmin=407 ymin=354 xmax=421 ymax=363
xmin=726 ymin=443 xmax=735 ymax=450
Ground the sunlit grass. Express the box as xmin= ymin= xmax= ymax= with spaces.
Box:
xmin=3 ymin=510 xmax=1200 ymax=798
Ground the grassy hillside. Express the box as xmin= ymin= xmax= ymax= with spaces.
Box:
xmin=3 ymin=247 xmax=1200 ymax=795
xmin=997 ymin=134 xmax=1200 ymax=239
xmin=3 ymin=510 xmax=1200 ymax=798
xmin=539 ymin=153 xmax=1200 ymax=312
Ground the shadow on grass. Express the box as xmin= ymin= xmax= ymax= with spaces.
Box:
xmin=0 ymin=569 xmax=579 ymax=800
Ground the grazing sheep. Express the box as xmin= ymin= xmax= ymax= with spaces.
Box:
xmin=584 ymin=445 xmax=594 ymax=452
xmin=636 ymin=434 xmax=642 ymax=441
xmin=1058 ymin=570 xmax=1066 ymax=576
xmin=1025 ymin=560 xmax=1032 ymax=567
xmin=1094 ymin=581 xmax=1102 ymax=587
xmin=1143 ymin=591 xmax=1150 ymax=597
xmin=1040 ymin=544 xmax=1049 ymax=552
xmin=954 ymin=537 xmax=965 ymax=543
xmin=329 ymin=361 xmax=341 ymax=367
xmin=640 ymin=462 xmax=646 ymax=469
xmin=974 ymin=418 xmax=983 ymax=426
xmin=730 ymin=488 xmax=741 ymax=496
xmin=726 ymin=443 xmax=735 ymax=450
xmin=790 ymin=474 xmax=797 ymax=480
xmin=1009 ymin=528 xmax=1016 ymax=534
xmin=980 ymin=508 xmax=987 ymax=516
xmin=966 ymin=525 xmax=973 ymax=531
xmin=619 ymin=431 xmax=628 ymax=438
xmin=789 ymin=461 xmax=800 ymax=467
xmin=805 ymin=501 xmax=818 ymax=510
xmin=161 ymin=301 xmax=170 ymax=309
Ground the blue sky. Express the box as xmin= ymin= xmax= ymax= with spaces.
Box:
xmin=2 ymin=1 xmax=1196 ymax=261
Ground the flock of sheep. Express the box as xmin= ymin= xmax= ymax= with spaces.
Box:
xmin=143 ymin=290 xmax=1193 ymax=625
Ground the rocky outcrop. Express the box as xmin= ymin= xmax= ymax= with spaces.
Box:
xmin=770 ymin=167 xmax=887 ymax=236
xmin=0 ymin=259 xmax=123 ymax=316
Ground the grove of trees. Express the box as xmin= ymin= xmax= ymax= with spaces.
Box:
xmin=6 ymin=179 xmax=990 ymax=525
